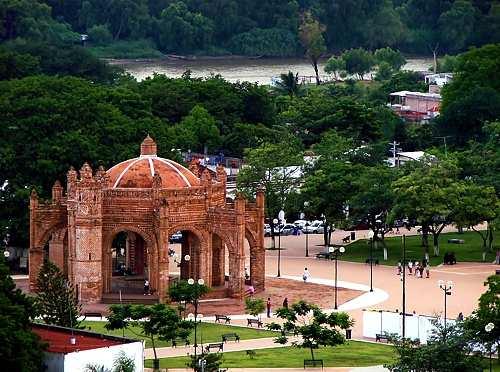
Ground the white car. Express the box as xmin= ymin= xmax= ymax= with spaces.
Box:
xmin=293 ymin=220 xmax=310 ymax=229
xmin=280 ymin=223 xmax=299 ymax=235
xmin=303 ymin=221 xmax=326 ymax=234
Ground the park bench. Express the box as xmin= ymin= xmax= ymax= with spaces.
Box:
xmin=365 ymin=258 xmax=379 ymax=265
xmin=376 ymin=334 xmax=390 ymax=343
xmin=247 ymin=318 xmax=263 ymax=328
xmin=83 ymin=312 xmax=102 ymax=320
xmin=221 ymin=333 xmax=240 ymax=343
xmin=205 ymin=342 xmax=224 ymax=352
xmin=342 ymin=235 xmax=350 ymax=243
xmin=304 ymin=359 xmax=324 ymax=369
xmin=171 ymin=338 xmax=190 ymax=347
xmin=447 ymin=239 xmax=465 ymax=244
xmin=215 ymin=314 xmax=231 ymax=324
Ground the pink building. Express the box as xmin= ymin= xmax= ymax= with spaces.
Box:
xmin=389 ymin=91 xmax=441 ymax=122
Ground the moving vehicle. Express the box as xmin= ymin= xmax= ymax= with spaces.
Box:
xmin=169 ymin=231 xmax=183 ymax=243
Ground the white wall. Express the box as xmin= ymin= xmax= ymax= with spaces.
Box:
xmin=363 ymin=310 xmax=456 ymax=343
xmin=59 ymin=341 xmax=144 ymax=372
xmin=44 ymin=352 xmax=64 ymax=372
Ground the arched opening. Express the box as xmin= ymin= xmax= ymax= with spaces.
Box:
xmin=42 ymin=229 xmax=68 ymax=275
xmin=210 ymin=233 xmax=229 ymax=290
xmin=168 ymin=229 xmax=202 ymax=282
xmin=110 ymin=231 xmax=148 ymax=294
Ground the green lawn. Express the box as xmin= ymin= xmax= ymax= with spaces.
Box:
xmin=82 ymin=321 xmax=277 ymax=348
xmin=342 ymin=231 xmax=498 ymax=266
xmin=144 ymin=341 xmax=397 ymax=368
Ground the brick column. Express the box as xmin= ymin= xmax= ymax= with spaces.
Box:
xmin=29 ymin=247 xmax=44 ymax=291
xmin=229 ymin=194 xmax=245 ymax=298
xmin=211 ymin=234 xmax=225 ymax=287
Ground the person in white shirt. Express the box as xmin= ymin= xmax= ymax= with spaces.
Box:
xmin=302 ymin=267 xmax=310 ymax=282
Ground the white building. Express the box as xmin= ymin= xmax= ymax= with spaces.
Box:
xmin=32 ymin=323 xmax=144 ymax=372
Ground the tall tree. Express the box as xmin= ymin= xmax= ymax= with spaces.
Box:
xmin=0 ymin=258 xmax=45 ymax=371
xmin=106 ymin=303 xmax=193 ymax=366
xmin=349 ymin=165 xmax=397 ymax=260
xmin=386 ymin=323 xmax=483 ymax=371
xmin=237 ymin=139 xmax=304 ymax=246
xmin=391 ymin=159 xmax=461 ymax=259
xmin=298 ymin=12 xmax=326 ymax=85
xmin=454 ymin=183 xmax=498 ymax=260
xmin=35 ymin=260 xmax=81 ymax=328
xmin=268 ymin=300 xmax=353 ymax=362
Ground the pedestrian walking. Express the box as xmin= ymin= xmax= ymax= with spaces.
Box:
xmin=302 ymin=267 xmax=310 ymax=282
xmin=143 ymin=279 xmax=150 ymax=295
xmin=266 ymin=297 xmax=272 ymax=317
xmin=282 ymin=297 xmax=288 ymax=309
xmin=408 ymin=260 xmax=413 ymax=275
xmin=244 ymin=267 xmax=250 ymax=280
xmin=425 ymin=263 xmax=430 ymax=278
xmin=397 ymin=261 xmax=402 ymax=275
xmin=415 ymin=262 xmax=421 ymax=277
xmin=419 ymin=265 xmax=424 ymax=278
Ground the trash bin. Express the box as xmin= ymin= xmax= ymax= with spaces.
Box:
xmin=346 ymin=329 xmax=352 ymax=339
xmin=350 ymin=231 xmax=356 ymax=241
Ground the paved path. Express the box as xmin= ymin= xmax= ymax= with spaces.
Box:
xmin=145 ymin=337 xmax=300 ymax=359
xmin=145 ymin=367 xmax=388 ymax=372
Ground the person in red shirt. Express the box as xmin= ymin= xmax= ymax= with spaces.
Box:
xmin=266 ymin=297 xmax=271 ymax=317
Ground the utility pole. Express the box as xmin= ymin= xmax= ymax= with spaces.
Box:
xmin=435 ymin=136 xmax=451 ymax=157
xmin=402 ymin=235 xmax=406 ymax=338
xmin=389 ymin=140 xmax=400 ymax=167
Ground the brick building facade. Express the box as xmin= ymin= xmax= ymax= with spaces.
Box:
xmin=29 ymin=136 xmax=265 ymax=303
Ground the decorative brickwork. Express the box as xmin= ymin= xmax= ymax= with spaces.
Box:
xmin=29 ymin=136 xmax=265 ymax=303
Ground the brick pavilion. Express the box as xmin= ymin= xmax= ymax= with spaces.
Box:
xmin=29 ymin=136 xmax=265 ymax=303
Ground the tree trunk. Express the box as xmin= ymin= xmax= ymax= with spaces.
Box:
xmin=487 ymin=225 xmax=494 ymax=253
xmin=433 ymin=233 xmax=439 ymax=256
xmin=421 ymin=225 xmax=430 ymax=259
xmin=431 ymin=44 xmax=439 ymax=74
xmin=310 ymin=346 xmax=315 ymax=361
xmin=312 ymin=59 xmax=321 ymax=85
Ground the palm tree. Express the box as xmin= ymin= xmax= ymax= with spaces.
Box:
xmin=274 ymin=71 xmax=301 ymax=97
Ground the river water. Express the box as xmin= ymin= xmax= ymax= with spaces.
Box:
xmin=111 ymin=57 xmax=434 ymax=85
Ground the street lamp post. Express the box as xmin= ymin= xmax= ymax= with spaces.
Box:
xmin=304 ymin=202 xmax=310 ymax=257
xmin=485 ymin=322 xmax=495 ymax=372
xmin=188 ymin=278 xmax=205 ymax=361
xmin=273 ymin=218 xmax=281 ymax=277
xmin=367 ymin=230 xmax=374 ymax=292
xmin=328 ymin=245 xmax=346 ymax=310
xmin=438 ymin=280 xmax=453 ymax=332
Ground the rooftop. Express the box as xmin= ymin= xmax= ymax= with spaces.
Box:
xmin=32 ymin=323 xmax=136 ymax=354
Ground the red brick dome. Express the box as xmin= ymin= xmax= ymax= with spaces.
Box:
xmin=107 ymin=136 xmax=200 ymax=188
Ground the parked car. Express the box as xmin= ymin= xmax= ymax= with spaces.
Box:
xmin=169 ymin=231 xmax=183 ymax=243
xmin=303 ymin=221 xmax=324 ymax=234
xmin=280 ymin=223 xmax=297 ymax=236
xmin=293 ymin=220 xmax=310 ymax=229
xmin=264 ymin=224 xmax=280 ymax=236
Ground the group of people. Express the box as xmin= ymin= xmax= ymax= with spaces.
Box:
xmin=397 ymin=260 xmax=430 ymax=278
xmin=266 ymin=296 xmax=289 ymax=317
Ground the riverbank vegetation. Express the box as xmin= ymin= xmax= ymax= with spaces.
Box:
xmin=0 ymin=39 xmax=499 ymax=254
xmin=1 ymin=0 xmax=500 ymax=59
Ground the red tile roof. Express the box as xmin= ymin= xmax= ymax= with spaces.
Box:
xmin=32 ymin=323 xmax=133 ymax=354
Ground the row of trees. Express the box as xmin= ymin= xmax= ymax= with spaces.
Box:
xmin=238 ymin=124 xmax=500 ymax=261
xmin=2 ymin=0 xmax=500 ymax=56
